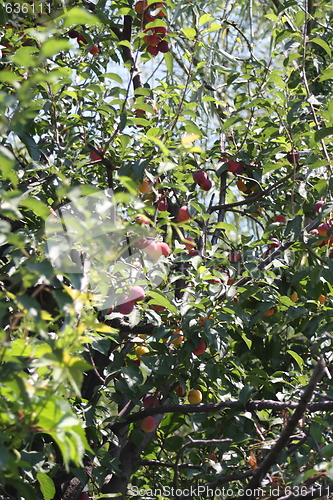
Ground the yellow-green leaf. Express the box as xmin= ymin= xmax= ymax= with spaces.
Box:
xmin=36 ymin=472 xmax=55 ymax=500
xmin=182 ymin=28 xmax=196 ymax=41
xmin=311 ymin=37 xmax=331 ymax=57
xmin=287 ymin=350 xmax=304 ymax=369
xmin=181 ymin=134 xmax=200 ymax=147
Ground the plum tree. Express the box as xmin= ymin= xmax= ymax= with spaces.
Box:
xmin=2 ymin=1 xmax=333 ymax=500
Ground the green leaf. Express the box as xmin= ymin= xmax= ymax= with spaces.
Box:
xmin=40 ymin=38 xmax=70 ymax=59
xmin=285 ymin=215 xmax=302 ymax=240
xmin=0 ymin=6 xmax=9 ymax=25
xmin=0 ymin=146 xmax=17 ymax=184
xmin=36 ymin=472 xmax=55 ymax=500
xmin=219 ymin=48 xmax=240 ymax=63
xmin=164 ymin=51 xmax=173 ymax=74
xmin=222 ymin=116 xmax=242 ymax=130
xmin=199 ymin=13 xmax=212 ymax=25
xmin=183 ymin=120 xmax=202 ymax=136
xmin=101 ymin=73 xmax=123 ymax=84
xmin=263 ymin=161 xmax=284 ymax=173
xmin=11 ymin=47 xmax=38 ymax=68
xmin=148 ymin=291 xmax=178 ymax=314
xmin=310 ymin=37 xmax=331 ymax=57
xmin=131 ymin=429 xmax=144 ymax=447
xmin=63 ymin=6 xmax=101 ymax=26
xmin=19 ymin=197 xmax=50 ymax=220
xmin=0 ymin=70 xmax=22 ymax=84
xmin=321 ymin=443 xmax=333 ymax=459
xmin=240 ymin=332 xmax=252 ymax=350
xmin=122 ymin=365 xmax=143 ymax=389
xmin=0 ymin=445 xmax=8 ymax=468
xmin=131 ymin=158 xmax=151 ymax=179
xmin=182 ymin=28 xmax=196 ymax=40
xmin=239 ymin=385 xmax=255 ymax=405
xmin=66 ymin=359 xmax=92 ymax=397
xmin=134 ymin=88 xmax=151 ymax=97
xmin=319 ymin=68 xmax=333 ymax=82
xmin=265 ymin=13 xmax=278 ymax=21
xmin=157 ymin=161 xmax=177 ymax=174
xmin=279 ymin=295 xmax=295 ymax=307
xmin=145 ymin=136 xmax=170 ymax=155
xmin=163 ymin=436 xmax=184 ymax=451
xmin=118 ymin=176 xmax=139 ymax=194
xmin=314 ymin=127 xmax=333 ymax=142
xmin=118 ymin=40 xmax=132 ymax=49
xmin=18 ymin=133 xmax=40 ymax=161
xmin=37 ymin=398 xmax=89 ymax=468
xmin=205 ymin=22 xmax=222 ymax=33
xmin=213 ymin=222 xmax=238 ymax=233
xmin=287 ymin=350 xmax=304 ymax=369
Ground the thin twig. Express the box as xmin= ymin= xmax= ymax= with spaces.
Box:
xmin=217 ymin=213 xmax=322 ymax=298
xmin=209 ymin=166 xmax=301 ymax=213
xmin=109 ymin=397 xmax=333 ymax=430
xmin=301 ymin=0 xmax=332 ymax=173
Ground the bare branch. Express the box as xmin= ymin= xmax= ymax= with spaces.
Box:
xmin=212 ymin=134 xmax=227 ymax=245
xmin=209 ymin=166 xmax=301 ymax=213
xmin=109 ymin=394 xmax=333 ymax=430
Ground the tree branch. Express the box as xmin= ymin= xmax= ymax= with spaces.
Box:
xmin=301 ymin=1 xmax=332 ymax=173
xmin=109 ymin=395 xmax=333 ymax=430
xmin=216 ymin=213 xmax=321 ymax=301
xmin=237 ymin=358 xmax=326 ymax=499
xmin=209 ymin=165 xmax=301 ymax=213
xmin=139 ymin=459 xmax=204 ymax=469
xmin=212 ymin=132 xmax=227 ymax=245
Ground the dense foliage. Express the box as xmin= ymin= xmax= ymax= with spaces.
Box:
xmin=1 ymin=0 xmax=333 ymax=499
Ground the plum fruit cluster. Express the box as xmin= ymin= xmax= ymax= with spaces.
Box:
xmin=134 ymin=0 xmax=170 ymax=57
xmin=68 ymin=30 xmax=99 ymax=55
